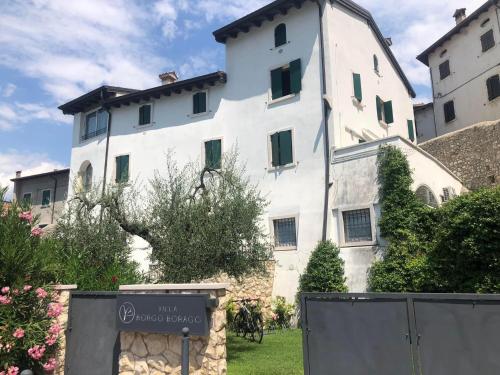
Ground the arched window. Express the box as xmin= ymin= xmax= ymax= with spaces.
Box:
xmin=416 ymin=185 xmax=438 ymax=208
xmin=373 ymin=54 xmax=379 ymax=73
xmin=84 ymin=164 xmax=93 ymax=191
xmin=274 ymin=23 xmax=287 ymax=47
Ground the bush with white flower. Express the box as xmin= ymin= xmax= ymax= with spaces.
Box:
xmin=0 ymin=285 xmax=61 ymax=374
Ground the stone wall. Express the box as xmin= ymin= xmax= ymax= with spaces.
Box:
xmin=118 ymin=284 xmax=228 ymax=375
xmin=204 ymin=261 xmax=276 ymax=318
xmin=419 ymin=120 xmax=500 ymax=190
xmin=54 ymin=285 xmax=77 ymax=375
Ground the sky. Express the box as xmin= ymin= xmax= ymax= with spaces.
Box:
xmin=0 ymin=0 xmax=486 ymax=197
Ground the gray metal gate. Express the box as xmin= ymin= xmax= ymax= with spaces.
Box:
xmin=301 ymin=293 xmax=500 ymax=375
xmin=65 ymin=292 xmax=119 ymax=375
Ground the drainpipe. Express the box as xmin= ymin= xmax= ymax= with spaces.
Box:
xmin=49 ymin=175 xmax=58 ymax=224
xmin=101 ymin=91 xmax=112 ymax=197
xmin=315 ymin=0 xmax=332 ymax=241
xmin=495 ymin=0 xmax=500 ymax=34
xmin=429 ymin=68 xmax=439 ymax=138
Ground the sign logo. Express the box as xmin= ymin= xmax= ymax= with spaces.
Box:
xmin=118 ymin=302 xmax=136 ymax=324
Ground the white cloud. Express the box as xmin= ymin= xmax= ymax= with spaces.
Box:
xmin=178 ymin=50 xmax=222 ymax=79
xmin=0 ymin=150 xmax=66 ymax=200
xmin=2 ymin=83 xmax=16 ymax=97
xmin=0 ymin=101 xmax=71 ymax=131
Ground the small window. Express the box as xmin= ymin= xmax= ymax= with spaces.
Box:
xmin=416 ymin=185 xmax=438 ymax=208
xmin=439 ymin=49 xmax=447 ymax=58
xmin=204 ymin=139 xmax=222 ymax=169
xmin=486 ymin=74 xmax=500 ymax=101
xmin=270 ymin=130 xmax=293 ymax=167
xmin=442 ymin=187 xmax=456 ymax=203
xmin=274 ymin=23 xmax=287 ymax=47
xmin=342 ymin=209 xmax=372 ymax=243
xmin=481 ymin=29 xmax=495 ymax=52
xmin=22 ymin=193 xmax=32 ymax=203
xmin=376 ymin=96 xmax=394 ymax=124
xmin=439 ymin=60 xmax=450 ymax=80
xmin=271 ymin=59 xmax=301 ymax=100
xmin=353 ymin=73 xmax=362 ymax=102
xmin=443 ymin=100 xmax=455 ymax=123
xmin=273 ymin=217 xmax=297 ymax=248
xmin=83 ymin=109 xmax=108 ymax=141
xmin=193 ymin=92 xmax=207 ymax=114
xmin=373 ymin=55 xmax=379 ymax=73
xmin=83 ymin=164 xmax=93 ymax=191
xmin=41 ymin=190 xmax=51 ymax=207
xmin=407 ymin=119 xmax=415 ymax=142
xmin=138 ymin=104 xmax=151 ymax=125
xmin=480 ymin=18 xmax=490 ymax=28
xmin=115 ymin=155 xmax=129 ymax=183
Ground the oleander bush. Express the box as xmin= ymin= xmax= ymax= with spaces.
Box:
xmin=267 ymin=296 xmax=294 ymax=330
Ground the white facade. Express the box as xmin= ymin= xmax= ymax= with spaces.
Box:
xmin=417 ymin=2 xmax=500 ymax=139
xmin=63 ymin=0 xmax=462 ymax=300
xmin=414 ymin=103 xmax=436 ymax=143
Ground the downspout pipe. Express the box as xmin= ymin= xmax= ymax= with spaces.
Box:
xmin=49 ymin=175 xmax=58 ymax=224
xmin=101 ymin=90 xmax=112 ymax=197
xmin=315 ymin=0 xmax=331 ymax=241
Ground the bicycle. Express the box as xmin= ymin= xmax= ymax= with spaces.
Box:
xmin=233 ymin=298 xmax=264 ymax=343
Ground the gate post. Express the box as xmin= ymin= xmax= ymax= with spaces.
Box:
xmin=181 ymin=327 xmax=190 ymax=375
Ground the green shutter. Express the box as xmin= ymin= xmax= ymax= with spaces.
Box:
xmin=271 ymin=68 xmax=283 ymax=100
xmin=353 ymin=73 xmax=362 ymax=102
xmin=116 ymin=155 xmax=129 ymax=183
xmin=199 ymin=92 xmax=206 ymax=113
xmin=279 ymin=130 xmax=293 ymax=165
xmin=143 ymin=105 xmax=150 ymax=124
xmin=275 ymin=23 xmax=287 ymax=47
xmin=271 ymin=133 xmax=280 ymax=166
xmin=407 ymin=120 xmax=415 ymax=142
xmin=205 ymin=140 xmax=221 ymax=169
xmin=376 ymin=96 xmax=383 ymax=121
xmin=139 ymin=106 xmax=144 ymax=125
xmin=193 ymin=93 xmax=199 ymax=114
xmin=290 ymin=59 xmax=302 ymax=94
xmin=384 ymin=100 xmax=394 ymax=124
xmin=42 ymin=190 xmax=51 ymax=206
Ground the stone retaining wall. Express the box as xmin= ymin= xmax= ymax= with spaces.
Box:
xmin=420 ymin=120 xmax=500 ymax=190
xmin=118 ymin=284 xmax=228 ymax=375
xmin=53 ymin=285 xmax=76 ymax=375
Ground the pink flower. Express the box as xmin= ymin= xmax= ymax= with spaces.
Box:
xmin=1 ymin=286 xmax=10 ymax=294
xmin=7 ymin=367 xmax=19 ymax=375
xmin=36 ymin=287 xmax=48 ymax=299
xmin=19 ymin=211 xmax=33 ymax=223
xmin=45 ymin=334 xmax=57 ymax=346
xmin=48 ymin=323 xmax=61 ymax=336
xmin=0 ymin=370 xmax=5 ymax=375
xmin=47 ymin=303 xmax=63 ymax=318
xmin=0 ymin=295 xmax=12 ymax=304
xmin=12 ymin=289 xmax=19 ymax=295
xmin=31 ymin=227 xmax=43 ymax=237
xmin=42 ymin=358 xmax=56 ymax=372
xmin=13 ymin=328 xmax=24 ymax=339
xmin=23 ymin=285 xmax=32 ymax=292
xmin=28 ymin=344 xmax=46 ymax=360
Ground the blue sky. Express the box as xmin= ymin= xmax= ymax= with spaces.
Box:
xmin=0 ymin=0 xmax=485 ymax=195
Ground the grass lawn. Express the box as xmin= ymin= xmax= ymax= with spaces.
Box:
xmin=227 ymin=329 xmax=303 ymax=374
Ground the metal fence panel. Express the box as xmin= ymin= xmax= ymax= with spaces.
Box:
xmin=65 ymin=293 xmax=119 ymax=375
xmin=303 ymin=297 xmax=414 ymax=375
xmin=413 ymin=299 xmax=500 ymax=375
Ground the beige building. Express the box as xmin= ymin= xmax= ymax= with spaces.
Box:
xmin=11 ymin=169 xmax=69 ymax=229
xmin=416 ymin=1 xmax=500 ymax=139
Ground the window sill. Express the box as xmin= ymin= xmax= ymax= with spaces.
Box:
xmin=134 ymin=122 xmax=154 ymax=129
xmin=269 ymin=41 xmax=291 ymax=51
xmin=274 ymin=245 xmax=297 ymax=252
xmin=340 ymin=240 xmax=377 ymax=248
xmin=267 ymin=162 xmax=297 ymax=172
xmin=268 ymin=93 xmax=297 ymax=107
xmin=41 ymin=205 xmax=51 ymax=209
xmin=445 ymin=118 xmax=456 ymax=125
xmin=188 ymin=111 xmax=211 ymax=119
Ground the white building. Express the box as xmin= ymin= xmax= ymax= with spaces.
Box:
xmin=60 ymin=0 xmax=463 ymax=300
xmin=416 ymin=1 xmax=500 ymax=140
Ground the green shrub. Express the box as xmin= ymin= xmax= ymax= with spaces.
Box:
xmin=298 ymin=241 xmax=348 ymax=294
xmin=225 ymin=298 xmax=237 ymax=331
xmin=267 ymin=296 xmax=294 ymax=329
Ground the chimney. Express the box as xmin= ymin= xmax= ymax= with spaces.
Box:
xmin=453 ymin=8 xmax=466 ymax=24
xmin=385 ymin=37 xmax=393 ymax=47
xmin=15 ymin=170 xmax=21 ymax=178
xmin=159 ymin=71 xmax=178 ymax=85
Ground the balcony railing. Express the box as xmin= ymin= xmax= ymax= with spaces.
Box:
xmin=81 ymin=127 xmax=107 ymax=141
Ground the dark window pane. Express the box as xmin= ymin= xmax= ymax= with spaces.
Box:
xmin=481 ymin=29 xmax=495 ymax=52
xmin=273 ymin=218 xmax=297 ymax=247
xmin=486 ymin=75 xmax=500 ymax=101
xmin=343 ymin=209 xmax=372 ymax=243
xmin=281 ymin=68 xmax=291 ymax=97
xmin=271 ymin=67 xmax=283 ymax=100
xmin=271 ymin=132 xmax=280 ymax=167
xmin=373 ymin=55 xmax=379 ymax=72
xmin=116 ymin=155 xmax=129 ymax=183
xmin=439 ymin=60 xmax=450 ymax=80
xmin=22 ymin=193 xmax=32 ymax=203
xmin=85 ymin=112 xmax=97 ymax=138
xmin=41 ymin=190 xmax=51 ymax=206
xmin=444 ymin=100 xmax=455 ymax=123
xmin=274 ymin=23 xmax=287 ymax=47
xmin=407 ymin=120 xmax=415 ymax=142
xmin=97 ymin=109 xmax=108 ymax=131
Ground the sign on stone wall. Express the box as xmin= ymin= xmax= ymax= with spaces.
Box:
xmin=116 ymin=293 xmax=210 ymax=336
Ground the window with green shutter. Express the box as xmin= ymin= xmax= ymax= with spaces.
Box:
xmin=271 ymin=130 xmax=293 ymax=167
xmin=274 ymin=23 xmax=287 ymax=47
xmin=481 ymin=29 xmax=495 ymax=52
xmin=486 ymin=74 xmax=500 ymax=101
xmin=353 ymin=73 xmax=362 ymax=102
xmin=383 ymin=100 xmax=394 ymax=124
xmin=376 ymin=96 xmax=383 ymax=121
xmin=41 ymin=190 xmax=51 ymax=207
xmin=115 ymin=155 xmax=129 ymax=183
xmin=373 ymin=55 xmax=379 ymax=73
xmin=204 ymin=139 xmax=222 ymax=169
xmin=444 ymin=100 xmax=455 ymax=123
xmin=193 ymin=92 xmax=207 ymax=114
xmin=270 ymin=59 xmax=301 ymax=100
xmin=407 ymin=120 xmax=415 ymax=142
xmin=138 ymin=105 xmax=151 ymax=125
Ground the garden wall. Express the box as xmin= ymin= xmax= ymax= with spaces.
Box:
xmin=419 ymin=120 xmax=500 ymax=190
xmin=53 ymin=285 xmax=76 ymax=375
xmin=118 ymin=284 xmax=228 ymax=375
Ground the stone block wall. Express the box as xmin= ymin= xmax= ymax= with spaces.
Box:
xmin=118 ymin=284 xmax=228 ymax=375
xmin=204 ymin=261 xmax=276 ymax=318
xmin=419 ymin=120 xmax=500 ymax=190
xmin=54 ymin=285 xmax=77 ymax=375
